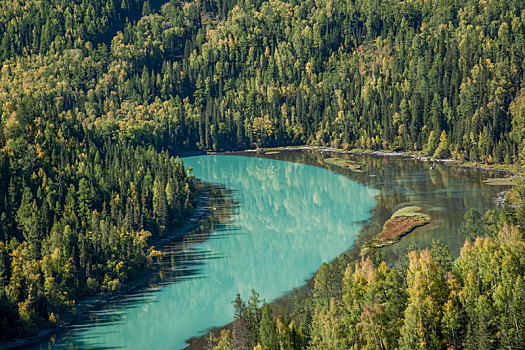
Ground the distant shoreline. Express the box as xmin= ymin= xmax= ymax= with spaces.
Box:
xmin=185 ymin=144 xmax=517 ymax=176
xmin=252 ymin=145 xmax=517 ymax=175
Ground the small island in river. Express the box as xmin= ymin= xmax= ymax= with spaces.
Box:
xmin=364 ymin=206 xmax=430 ymax=251
xmin=324 ymin=157 xmax=364 ymax=172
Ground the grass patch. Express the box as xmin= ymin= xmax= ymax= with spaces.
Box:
xmin=364 ymin=206 xmax=430 ymax=251
xmin=324 ymin=157 xmax=364 ymax=172
xmin=482 ymin=176 xmax=520 ymax=186
xmin=391 ymin=206 xmax=429 ymax=218
xmin=348 ymin=148 xmax=375 ymax=154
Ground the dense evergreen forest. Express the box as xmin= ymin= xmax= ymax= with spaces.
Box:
xmin=1 ymin=0 xmax=525 ymax=344
xmin=2 ymin=0 xmax=525 ymax=159
xmin=0 ymin=0 xmax=198 ymax=339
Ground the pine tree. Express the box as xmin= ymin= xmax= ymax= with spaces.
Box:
xmin=15 ymin=188 xmax=40 ymax=255
xmin=259 ymin=303 xmax=278 ymax=350
xmin=232 ymin=294 xmax=250 ymax=350
xmin=142 ymin=1 xmax=152 ymax=16
xmin=425 ymin=130 xmax=438 ymax=156
xmin=400 ymin=250 xmax=446 ymax=350
xmin=458 ymin=209 xmax=485 ymax=242
xmin=433 ymin=130 xmax=450 ymax=159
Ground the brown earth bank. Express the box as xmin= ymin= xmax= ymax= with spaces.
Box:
xmin=379 ymin=216 xmax=429 ymax=241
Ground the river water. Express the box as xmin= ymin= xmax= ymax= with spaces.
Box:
xmin=29 ymin=151 xmax=508 ymax=349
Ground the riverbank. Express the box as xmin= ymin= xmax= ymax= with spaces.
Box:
xmin=0 ymin=183 xmax=218 ymax=350
xmin=250 ymin=145 xmax=518 ymax=175
xmin=185 ymin=144 xmax=520 ymax=178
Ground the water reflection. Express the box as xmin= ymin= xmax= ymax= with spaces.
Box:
xmin=248 ymin=150 xmax=509 ymax=261
xmin=29 ymin=184 xmax=237 ymax=350
xmin=31 ymin=155 xmax=378 ymax=350
xmin=31 ymin=152 xmax=508 ymax=350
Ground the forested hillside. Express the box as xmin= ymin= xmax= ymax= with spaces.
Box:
xmin=0 ymin=0 xmax=148 ymax=60
xmin=2 ymin=0 xmax=525 ymax=159
xmin=1 ymin=0 xmax=525 ymax=342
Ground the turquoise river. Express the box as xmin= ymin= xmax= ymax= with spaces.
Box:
xmin=30 ymin=151 xmax=509 ymax=349
xmin=32 ymin=154 xmax=380 ymax=349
